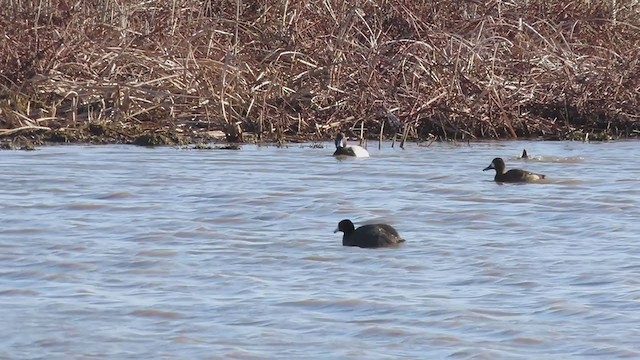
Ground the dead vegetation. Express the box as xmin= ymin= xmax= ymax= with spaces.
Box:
xmin=0 ymin=0 xmax=639 ymax=147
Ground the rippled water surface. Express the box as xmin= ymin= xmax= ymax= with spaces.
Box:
xmin=2 ymin=140 xmax=640 ymax=359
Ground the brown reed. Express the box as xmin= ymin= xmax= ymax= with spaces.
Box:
xmin=0 ymin=0 xmax=638 ymax=145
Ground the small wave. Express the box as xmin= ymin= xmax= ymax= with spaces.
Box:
xmin=170 ymin=335 xmax=206 ymax=344
xmin=509 ymin=337 xmax=544 ymax=345
xmin=278 ymin=298 xmax=371 ymax=310
xmin=0 ymin=289 xmax=39 ymax=296
xmin=66 ymin=203 xmax=107 ymax=210
xmin=548 ymin=179 xmax=587 ymax=185
xmin=576 ymin=346 xmax=640 ymax=358
xmin=0 ymin=227 xmax=48 ymax=235
xmin=429 ymin=335 xmax=463 ymax=346
xmin=131 ymin=309 xmax=184 ymax=319
xmin=97 ymin=192 xmax=135 ymax=199
xmin=512 ymin=155 xmax=586 ymax=163
xmin=358 ymin=325 xmax=414 ymax=337
xmin=135 ymin=249 xmax=178 ymax=257
xmin=301 ymin=255 xmax=339 ymax=262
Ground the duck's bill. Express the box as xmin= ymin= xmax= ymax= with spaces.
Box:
xmin=483 ymin=165 xmax=494 ymax=171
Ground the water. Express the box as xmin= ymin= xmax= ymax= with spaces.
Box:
xmin=1 ymin=140 xmax=640 ymax=359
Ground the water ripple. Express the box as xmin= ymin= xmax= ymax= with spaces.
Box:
xmin=1 ymin=141 xmax=640 ymax=358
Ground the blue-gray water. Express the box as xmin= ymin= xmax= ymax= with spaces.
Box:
xmin=1 ymin=140 xmax=640 ymax=359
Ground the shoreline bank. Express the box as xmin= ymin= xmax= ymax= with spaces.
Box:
xmin=1 ymin=120 xmax=633 ymax=151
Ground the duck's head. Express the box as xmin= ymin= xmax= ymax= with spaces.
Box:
xmin=334 ymin=132 xmax=347 ymax=149
xmin=483 ymin=158 xmax=506 ymax=173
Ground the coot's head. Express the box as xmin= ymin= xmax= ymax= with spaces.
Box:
xmin=334 ymin=219 xmax=356 ymax=235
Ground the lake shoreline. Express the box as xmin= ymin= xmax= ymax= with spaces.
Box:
xmin=1 ymin=120 xmax=635 ymax=151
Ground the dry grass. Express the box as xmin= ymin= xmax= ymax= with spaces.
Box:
xmin=1 ymin=0 xmax=639 ymax=143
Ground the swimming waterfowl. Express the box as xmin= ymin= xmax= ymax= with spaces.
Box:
xmin=334 ymin=219 xmax=405 ymax=248
xmin=483 ymin=157 xmax=545 ymax=183
xmin=521 ymin=149 xmax=528 ymax=159
xmin=333 ymin=132 xmax=369 ymax=157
